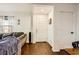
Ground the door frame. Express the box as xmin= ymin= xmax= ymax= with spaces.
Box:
xmin=32 ymin=14 xmax=48 ymax=43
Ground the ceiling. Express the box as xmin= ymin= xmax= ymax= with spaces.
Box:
xmin=0 ymin=3 xmax=53 ymax=15
xmin=0 ymin=3 xmax=32 ymax=13
xmin=33 ymin=5 xmax=53 ymax=15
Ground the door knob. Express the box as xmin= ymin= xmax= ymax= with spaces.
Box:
xmin=71 ymin=32 xmax=74 ymax=34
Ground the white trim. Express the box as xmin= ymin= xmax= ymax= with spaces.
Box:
xmin=52 ymin=48 xmax=60 ymax=52
xmin=48 ymin=40 xmax=60 ymax=52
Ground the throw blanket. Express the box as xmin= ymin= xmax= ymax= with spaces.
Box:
xmin=0 ymin=36 xmax=18 ymax=55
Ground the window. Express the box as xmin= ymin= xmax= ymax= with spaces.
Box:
xmin=0 ymin=16 xmax=14 ymax=33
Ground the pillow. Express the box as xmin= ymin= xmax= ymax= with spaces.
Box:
xmin=2 ymin=33 xmax=14 ymax=38
xmin=13 ymin=32 xmax=24 ymax=37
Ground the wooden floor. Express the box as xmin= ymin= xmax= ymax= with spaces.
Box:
xmin=21 ymin=42 xmax=69 ymax=55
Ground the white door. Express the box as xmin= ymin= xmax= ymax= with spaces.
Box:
xmin=33 ymin=15 xmax=48 ymax=42
xmin=58 ymin=12 xmax=75 ymax=49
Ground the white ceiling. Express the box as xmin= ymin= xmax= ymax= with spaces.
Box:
xmin=33 ymin=5 xmax=53 ymax=15
xmin=0 ymin=3 xmax=53 ymax=15
xmin=0 ymin=3 xmax=32 ymax=13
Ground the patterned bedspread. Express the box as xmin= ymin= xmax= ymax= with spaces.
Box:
xmin=0 ymin=36 xmax=18 ymax=55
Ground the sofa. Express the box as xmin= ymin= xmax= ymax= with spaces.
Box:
xmin=0 ymin=32 xmax=27 ymax=55
xmin=14 ymin=32 xmax=27 ymax=55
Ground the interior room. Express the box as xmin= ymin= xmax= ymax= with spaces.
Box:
xmin=0 ymin=3 xmax=79 ymax=55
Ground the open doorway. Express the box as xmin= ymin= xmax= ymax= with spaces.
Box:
xmin=32 ymin=5 xmax=54 ymax=46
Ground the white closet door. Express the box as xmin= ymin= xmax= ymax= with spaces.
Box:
xmin=57 ymin=12 xmax=75 ymax=49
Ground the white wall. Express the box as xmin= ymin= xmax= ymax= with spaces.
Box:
xmin=13 ymin=15 xmax=31 ymax=42
xmin=48 ymin=7 xmax=54 ymax=48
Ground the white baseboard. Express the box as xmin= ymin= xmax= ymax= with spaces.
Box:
xmin=47 ymin=40 xmax=53 ymax=47
xmin=47 ymin=40 xmax=60 ymax=52
xmin=52 ymin=48 xmax=60 ymax=52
